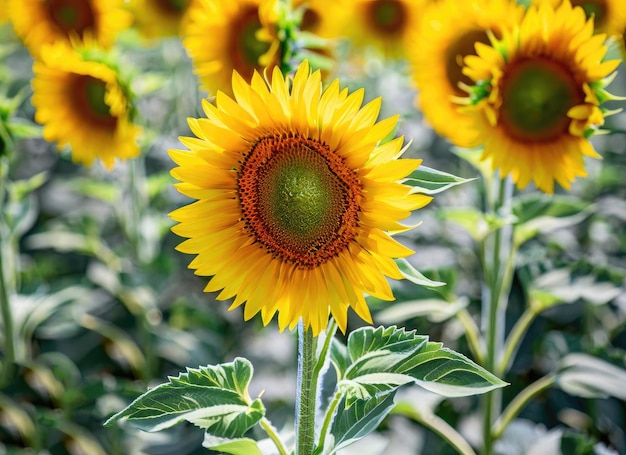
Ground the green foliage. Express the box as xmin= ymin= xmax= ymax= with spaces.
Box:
xmin=105 ymin=358 xmax=265 ymax=437
xmin=512 ymin=193 xmax=592 ymax=246
xmin=334 ymin=326 xmax=506 ymax=402
xmin=404 ymin=166 xmax=476 ymax=195
xmin=327 ymin=390 xmax=397 ymax=454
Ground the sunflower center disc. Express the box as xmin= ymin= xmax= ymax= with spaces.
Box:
xmin=446 ymin=29 xmax=491 ymax=96
xmin=73 ymin=75 xmax=116 ymax=128
xmin=46 ymin=0 xmax=96 ymax=37
xmin=500 ymin=58 xmax=582 ymax=142
xmin=231 ymin=6 xmax=271 ymax=73
xmin=156 ymin=0 xmax=188 ymax=14
xmin=367 ymin=0 xmax=406 ymax=34
xmin=238 ymin=135 xmax=361 ymax=269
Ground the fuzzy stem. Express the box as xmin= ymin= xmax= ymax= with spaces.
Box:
xmin=295 ymin=322 xmax=318 ymax=455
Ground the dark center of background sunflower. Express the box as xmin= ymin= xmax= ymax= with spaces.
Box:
xmin=301 ymin=7 xmax=321 ymax=33
xmin=238 ymin=135 xmax=361 ymax=269
xmin=572 ymin=0 xmax=607 ymax=29
xmin=46 ymin=0 xmax=96 ymax=38
xmin=155 ymin=0 xmax=188 ymax=14
xmin=446 ymin=29 xmax=491 ymax=96
xmin=365 ymin=0 xmax=407 ymax=35
xmin=499 ymin=58 xmax=582 ymax=142
xmin=71 ymin=75 xmax=117 ymax=129
xmin=229 ymin=7 xmax=271 ymax=77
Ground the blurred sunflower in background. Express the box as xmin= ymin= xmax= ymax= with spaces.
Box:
xmin=534 ymin=0 xmax=626 ymax=37
xmin=169 ymin=61 xmax=432 ymax=336
xmin=126 ymin=0 xmax=196 ymax=39
xmin=0 ymin=0 xmax=8 ymax=24
xmin=32 ymin=42 xmax=141 ymax=169
xmin=458 ymin=1 xmax=621 ymax=193
xmin=8 ymin=0 xmax=131 ymax=58
xmin=183 ymin=0 xmax=280 ymax=95
xmin=407 ymin=0 xmax=524 ymax=147
xmin=338 ymin=0 xmax=428 ymax=59
xmin=294 ymin=0 xmax=347 ymax=40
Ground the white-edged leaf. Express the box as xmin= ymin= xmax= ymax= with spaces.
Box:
xmin=104 ymin=358 xmax=265 ymax=438
xmin=328 ymin=390 xmax=397 ymax=454
xmin=438 ymin=207 xmax=491 ymax=241
xmin=376 ymin=298 xmax=469 ymax=324
xmin=512 ymin=194 xmax=592 ymax=246
xmin=339 ymin=326 xmax=506 ymax=403
xmin=529 ymin=269 xmax=622 ymax=312
xmin=395 ymin=259 xmax=446 ymax=288
xmin=203 ymin=435 xmax=263 ymax=455
xmin=556 ymin=354 xmax=626 ymax=400
xmin=404 ymin=166 xmax=474 ymax=195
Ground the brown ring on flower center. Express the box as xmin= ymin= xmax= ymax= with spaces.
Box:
xmin=155 ymin=0 xmax=188 ymax=14
xmin=238 ymin=134 xmax=362 ymax=269
xmin=364 ymin=0 xmax=407 ymax=36
xmin=70 ymin=74 xmax=117 ymax=130
xmin=46 ymin=0 xmax=97 ymax=38
xmin=228 ymin=5 xmax=271 ymax=79
xmin=445 ymin=28 xmax=491 ymax=96
xmin=499 ymin=57 xmax=583 ymax=142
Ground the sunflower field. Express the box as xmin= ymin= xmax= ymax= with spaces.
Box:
xmin=1 ymin=1 xmax=626 ymax=454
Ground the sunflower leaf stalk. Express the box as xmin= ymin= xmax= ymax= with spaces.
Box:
xmin=0 ymin=156 xmax=15 ymax=387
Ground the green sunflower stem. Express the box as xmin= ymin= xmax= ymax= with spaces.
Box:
xmin=295 ymin=321 xmax=318 ymax=455
xmin=0 ymin=156 xmax=16 ymax=387
xmin=481 ymin=176 xmax=514 ymax=455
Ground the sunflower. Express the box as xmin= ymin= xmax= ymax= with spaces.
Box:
xmin=126 ymin=0 xmax=196 ymax=39
xmin=32 ymin=42 xmax=141 ymax=169
xmin=0 ymin=1 xmax=8 ymax=24
xmin=337 ymin=0 xmax=428 ymax=59
xmin=533 ymin=0 xmax=626 ymax=37
xmin=169 ymin=61 xmax=431 ymax=335
xmin=407 ymin=0 xmax=525 ymax=147
xmin=294 ymin=0 xmax=347 ymax=40
xmin=457 ymin=1 xmax=621 ymax=193
xmin=8 ymin=0 xmax=131 ymax=58
xmin=183 ymin=0 xmax=280 ymax=95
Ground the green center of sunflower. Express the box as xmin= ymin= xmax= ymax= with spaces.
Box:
xmin=446 ymin=29 xmax=491 ymax=96
xmin=230 ymin=7 xmax=271 ymax=75
xmin=572 ymin=0 xmax=607 ymax=29
xmin=238 ymin=135 xmax=361 ymax=269
xmin=46 ymin=0 xmax=96 ymax=37
xmin=499 ymin=58 xmax=582 ymax=142
xmin=366 ymin=0 xmax=407 ymax=34
xmin=155 ymin=0 xmax=188 ymax=14
xmin=73 ymin=75 xmax=117 ymax=128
